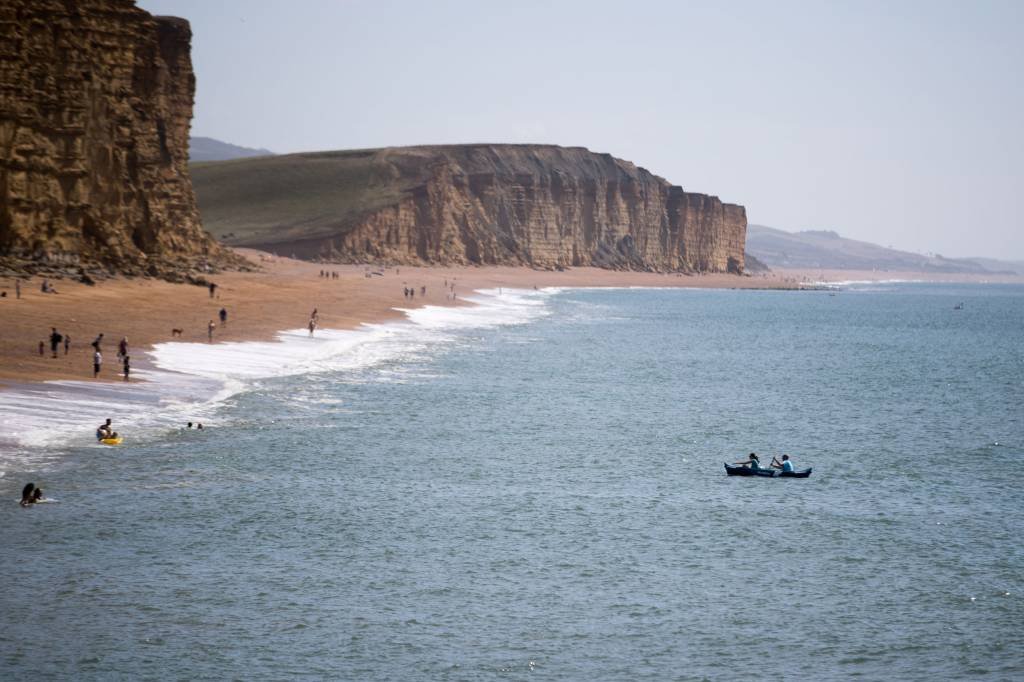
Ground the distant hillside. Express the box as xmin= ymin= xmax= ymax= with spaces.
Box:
xmin=190 ymin=144 xmax=747 ymax=272
xmin=189 ymin=136 xmax=274 ymax=162
xmin=746 ymin=225 xmax=1022 ymax=275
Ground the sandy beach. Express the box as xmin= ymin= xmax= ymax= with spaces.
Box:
xmin=0 ymin=249 xmax=795 ymax=387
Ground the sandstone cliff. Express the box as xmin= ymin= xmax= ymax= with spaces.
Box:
xmin=0 ymin=0 xmax=239 ymax=278
xmin=194 ymin=144 xmax=747 ymax=273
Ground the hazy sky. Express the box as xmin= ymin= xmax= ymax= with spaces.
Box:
xmin=140 ymin=0 xmax=1023 ymax=259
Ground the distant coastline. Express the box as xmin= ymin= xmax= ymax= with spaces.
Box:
xmin=773 ymin=267 xmax=1024 ymax=286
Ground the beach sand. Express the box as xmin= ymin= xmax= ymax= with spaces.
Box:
xmin=0 ymin=249 xmax=794 ymax=387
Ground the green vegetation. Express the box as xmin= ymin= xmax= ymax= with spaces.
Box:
xmin=190 ymin=149 xmax=420 ymax=248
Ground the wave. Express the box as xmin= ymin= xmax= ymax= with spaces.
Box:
xmin=0 ymin=288 xmax=552 ymax=473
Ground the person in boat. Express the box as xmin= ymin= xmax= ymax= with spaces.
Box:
xmin=96 ymin=418 xmax=112 ymax=440
xmin=771 ymin=454 xmax=795 ymax=473
xmin=735 ymin=452 xmax=760 ymax=469
xmin=20 ymin=483 xmax=35 ymax=506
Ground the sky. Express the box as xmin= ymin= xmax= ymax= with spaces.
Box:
xmin=139 ymin=0 xmax=1024 ymax=260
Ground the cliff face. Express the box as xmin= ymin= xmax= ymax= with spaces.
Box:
xmin=0 ymin=0 xmax=236 ymax=276
xmin=196 ymin=145 xmax=746 ymax=274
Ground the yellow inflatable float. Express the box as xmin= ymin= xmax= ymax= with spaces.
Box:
xmin=99 ymin=437 xmax=123 ymax=445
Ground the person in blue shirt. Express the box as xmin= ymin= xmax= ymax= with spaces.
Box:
xmin=734 ymin=452 xmax=761 ymax=469
xmin=771 ymin=454 xmax=795 ymax=473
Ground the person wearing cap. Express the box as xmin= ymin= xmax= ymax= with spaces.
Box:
xmin=734 ymin=452 xmax=761 ymax=470
xmin=771 ymin=454 xmax=795 ymax=473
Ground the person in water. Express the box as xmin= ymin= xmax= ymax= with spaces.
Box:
xmin=771 ymin=454 xmax=795 ymax=473
xmin=20 ymin=483 xmax=35 ymax=507
xmin=31 ymin=487 xmax=43 ymax=503
xmin=735 ymin=452 xmax=760 ymax=469
xmin=97 ymin=418 xmax=112 ymax=440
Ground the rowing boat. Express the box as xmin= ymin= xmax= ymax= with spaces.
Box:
xmin=724 ymin=463 xmax=811 ymax=478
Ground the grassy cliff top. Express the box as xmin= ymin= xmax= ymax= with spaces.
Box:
xmin=189 ymin=144 xmax=672 ymax=248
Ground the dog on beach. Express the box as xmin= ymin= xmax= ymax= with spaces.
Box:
xmin=171 ymin=328 xmax=183 ymax=337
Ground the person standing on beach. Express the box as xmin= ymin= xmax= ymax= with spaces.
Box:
xmin=92 ymin=333 xmax=104 ymax=351
xmin=122 ymin=355 xmax=130 ymax=382
xmin=117 ymin=337 xmax=128 ymax=361
xmin=208 ymin=320 xmax=216 ymax=342
xmin=93 ymin=349 xmax=102 ymax=378
xmin=219 ymin=307 xmax=227 ymax=326
xmin=208 ymin=282 xmax=217 ymax=298
xmin=308 ymin=318 xmax=316 ymax=337
xmin=49 ymin=328 xmax=62 ymax=358
xmin=64 ymin=334 xmax=70 ymax=355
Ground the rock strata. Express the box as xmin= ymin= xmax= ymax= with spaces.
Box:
xmin=196 ymin=145 xmax=747 ymax=273
xmin=0 ymin=0 xmax=241 ymax=277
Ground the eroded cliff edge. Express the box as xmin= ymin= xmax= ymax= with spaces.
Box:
xmin=0 ymin=0 xmax=240 ymax=278
xmin=194 ymin=145 xmax=747 ymax=273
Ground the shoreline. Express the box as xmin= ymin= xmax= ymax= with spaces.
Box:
xmin=2 ymin=252 xmax=1020 ymax=392
xmin=0 ymin=252 xmax=1020 ymax=459
xmin=0 ymin=248 xmax=796 ymax=388
xmin=773 ymin=267 xmax=1024 ymax=286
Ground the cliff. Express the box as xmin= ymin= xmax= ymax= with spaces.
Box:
xmin=0 ymin=0 xmax=240 ymax=278
xmin=193 ymin=145 xmax=747 ymax=273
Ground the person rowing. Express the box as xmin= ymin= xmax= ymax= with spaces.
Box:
xmin=734 ymin=452 xmax=761 ymax=470
xmin=771 ymin=454 xmax=795 ymax=473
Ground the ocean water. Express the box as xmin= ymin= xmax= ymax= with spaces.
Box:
xmin=1 ymin=283 xmax=1022 ymax=680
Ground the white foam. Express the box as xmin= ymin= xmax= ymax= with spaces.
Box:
xmin=0 ymin=288 xmax=553 ymax=471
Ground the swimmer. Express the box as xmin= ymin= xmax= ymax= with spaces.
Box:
xmin=20 ymin=483 xmax=35 ymax=507
xmin=96 ymin=418 xmax=112 ymax=440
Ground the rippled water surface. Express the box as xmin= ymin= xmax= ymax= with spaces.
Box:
xmin=2 ymin=283 xmax=1022 ymax=680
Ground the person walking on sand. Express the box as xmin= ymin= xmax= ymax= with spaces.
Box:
xmin=208 ymin=282 xmax=217 ymax=298
xmin=123 ymin=355 xmax=130 ymax=382
xmin=219 ymin=307 xmax=227 ymax=326
xmin=93 ymin=349 xmax=102 ymax=378
xmin=64 ymin=333 xmax=70 ymax=355
xmin=308 ymin=318 xmax=316 ymax=337
xmin=208 ymin=320 xmax=216 ymax=342
xmin=49 ymin=328 xmax=63 ymax=358
xmin=117 ymin=336 xmax=128 ymax=361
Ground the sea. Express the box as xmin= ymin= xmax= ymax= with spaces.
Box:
xmin=1 ymin=282 xmax=1022 ymax=680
